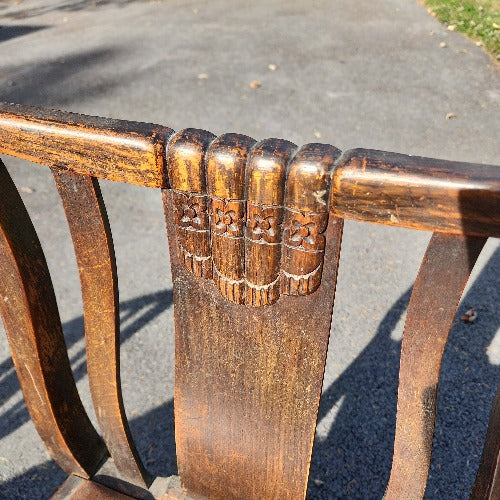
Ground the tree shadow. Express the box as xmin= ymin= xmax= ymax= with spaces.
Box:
xmin=0 ymin=399 xmax=177 ymax=500
xmin=308 ymin=245 xmax=499 ymax=499
xmin=0 ymin=47 xmax=124 ymax=108
xmin=0 ymin=0 xmax=147 ymax=20
xmin=0 ymin=25 xmax=47 ymax=43
xmin=0 ymin=289 xmax=173 ymax=441
xmin=0 ymin=248 xmax=497 ymax=498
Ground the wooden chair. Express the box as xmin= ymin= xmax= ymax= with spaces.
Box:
xmin=0 ymin=102 xmax=498 ymax=499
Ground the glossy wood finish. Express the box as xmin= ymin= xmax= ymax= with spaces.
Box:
xmin=52 ymin=170 xmax=150 ymax=487
xmin=282 ymin=143 xmax=341 ymax=296
xmin=206 ymin=133 xmax=256 ymax=303
xmin=164 ymin=188 xmax=343 ymax=499
xmin=245 ymin=138 xmax=296 ymax=306
xmin=167 ymin=129 xmax=215 ymax=279
xmin=471 ymin=385 xmax=500 ymax=500
xmin=0 ymin=104 xmax=498 ymax=499
xmin=0 ymin=103 xmax=173 ymax=187
xmin=331 ymin=149 xmax=500 ymax=237
xmin=385 ymin=233 xmax=487 ymax=499
xmin=0 ymin=160 xmax=107 ymax=477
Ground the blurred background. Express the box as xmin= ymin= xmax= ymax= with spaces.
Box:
xmin=0 ymin=0 xmax=498 ymax=498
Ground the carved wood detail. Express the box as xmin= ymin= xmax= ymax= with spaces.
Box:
xmin=167 ymin=129 xmax=215 ymax=278
xmin=166 ymin=137 xmax=342 ymax=306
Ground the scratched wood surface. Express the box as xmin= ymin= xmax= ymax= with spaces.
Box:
xmin=53 ymin=170 xmax=150 ymax=488
xmin=165 ymin=192 xmax=343 ymax=499
xmin=164 ymin=132 xmax=344 ymax=498
xmin=0 ymin=104 xmax=498 ymax=499
xmin=0 ymin=103 xmax=173 ymax=187
xmin=331 ymin=149 xmax=500 ymax=237
xmin=0 ymin=160 xmax=107 ymax=478
xmin=385 ymin=233 xmax=487 ymax=499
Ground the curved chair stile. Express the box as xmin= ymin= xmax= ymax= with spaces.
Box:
xmin=0 ymin=159 xmax=108 ymax=478
xmin=52 ymin=169 xmax=151 ymax=488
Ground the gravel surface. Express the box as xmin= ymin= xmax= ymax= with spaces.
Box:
xmin=0 ymin=0 xmax=498 ymax=498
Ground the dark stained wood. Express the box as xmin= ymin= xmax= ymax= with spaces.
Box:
xmin=0 ymin=102 xmax=173 ymax=187
xmin=52 ymin=170 xmax=150 ymax=487
xmin=206 ymin=133 xmax=256 ymax=303
xmin=167 ymin=129 xmax=215 ymax=278
xmin=281 ymin=143 xmax=341 ymax=296
xmin=331 ymin=149 xmax=500 ymax=237
xmin=244 ymin=138 xmax=296 ymax=306
xmin=164 ymin=188 xmax=344 ymax=499
xmin=385 ymin=233 xmax=487 ymax=499
xmin=0 ymin=160 xmax=107 ymax=477
xmin=471 ymin=385 xmax=500 ymax=500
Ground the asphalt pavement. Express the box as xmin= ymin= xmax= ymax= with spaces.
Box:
xmin=0 ymin=0 xmax=498 ymax=498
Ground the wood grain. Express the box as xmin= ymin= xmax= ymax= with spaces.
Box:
xmin=53 ymin=170 xmax=150 ymax=487
xmin=206 ymin=133 xmax=256 ymax=303
xmin=282 ymin=143 xmax=341 ymax=296
xmin=0 ymin=102 xmax=173 ymax=187
xmin=471 ymin=385 xmax=500 ymax=500
xmin=167 ymin=129 xmax=215 ymax=278
xmin=385 ymin=233 xmax=486 ymax=499
xmin=164 ymin=189 xmax=344 ymax=499
xmin=245 ymin=138 xmax=296 ymax=306
xmin=0 ymin=160 xmax=107 ymax=477
xmin=331 ymin=149 xmax=500 ymax=237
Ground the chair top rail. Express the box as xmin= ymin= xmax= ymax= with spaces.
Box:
xmin=0 ymin=102 xmax=498 ymax=238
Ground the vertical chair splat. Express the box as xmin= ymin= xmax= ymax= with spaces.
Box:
xmin=0 ymin=160 xmax=107 ymax=477
xmin=164 ymin=138 xmax=344 ymax=499
xmin=385 ymin=233 xmax=487 ymax=499
xmin=52 ymin=169 xmax=150 ymax=487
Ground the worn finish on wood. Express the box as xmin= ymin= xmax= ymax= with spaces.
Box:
xmin=0 ymin=160 xmax=107 ymax=477
xmin=52 ymin=475 xmax=136 ymax=500
xmin=471 ymin=385 xmax=500 ymax=500
xmin=245 ymin=138 xmax=296 ymax=306
xmin=206 ymin=133 xmax=256 ymax=303
xmin=168 ymin=129 xmax=215 ymax=278
xmin=52 ymin=170 xmax=150 ymax=487
xmin=164 ymin=188 xmax=344 ymax=499
xmin=385 ymin=233 xmax=487 ymax=499
xmin=0 ymin=102 xmax=173 ymax=187
xmin=331 ymin=149 xmax=500 ymax=237
xmin=282 ymin=143 xmax=340 ymax=296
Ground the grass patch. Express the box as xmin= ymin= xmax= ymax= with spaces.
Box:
xmin=423 ymin=0 xmax=500 ymax=58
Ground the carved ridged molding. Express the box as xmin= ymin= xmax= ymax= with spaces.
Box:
xmin=166 ymin=129 xmax=341 ymax=306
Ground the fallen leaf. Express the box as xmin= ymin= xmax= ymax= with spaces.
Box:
xmin=445 ymin=112 xmax=457 ymax=120
xmin=249 ymin=80 xmax=262 ymax=89
xmin=447 ymin=25 xmax=456 ymax=31
xmin=439 ymin=41 xmax=447 ymax=48
xmin=461 ymin=307 xmax=477 ymax=323
xmin=197 ymin=73 xmax=209 ymax=79
xmin=20 ymin=186 xmax=34 ymax=193
xmin=268 ymin=63 xmax=277 ymax=71
xmin=314 ymin=131 xmax=322 ymax=139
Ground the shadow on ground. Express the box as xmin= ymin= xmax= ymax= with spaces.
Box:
xmin=0 ymin=25 xmax=47 ymax=43
xmin=0 ymin=289 xmax=176 ymax=499
xmin=0 ymin=249 xmax=498 ymax=498
xmin=0 ymin=47 xmax=124 ymax=108
xmin=308 ymin=246 xmax=499 ymax=499
xmin=0 ymin=0 xmax=146 ymax=20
